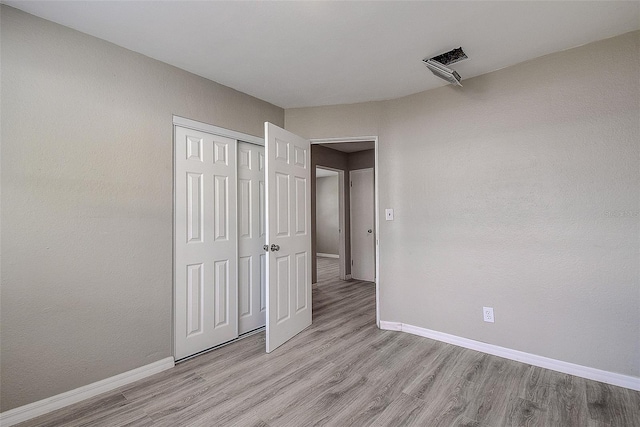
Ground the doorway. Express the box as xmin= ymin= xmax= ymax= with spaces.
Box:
xmin=311 ymin=137 xmax=380 ymax=326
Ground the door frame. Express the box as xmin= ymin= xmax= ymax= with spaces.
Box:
xmin=310 ymin=136 xmax=380 ymax=327
xmin=172 ymin=115 xmax=264 ymax=360
xmin=314 ymin=166 xmax=347 ymax=280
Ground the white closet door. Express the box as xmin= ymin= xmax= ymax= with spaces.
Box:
xmin=238 ymin=142 xmax=267 ymax=334
xmin=175 ymin=126 xmax=238 ymax=360
xmin=265 ymin=123 xmax=312 ymax=353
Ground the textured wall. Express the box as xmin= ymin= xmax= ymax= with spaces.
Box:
xmin=286 ymin=31 xmax=640 ymax=378
xmin=1 ymin=6 xmax=283 ymax=411
xmin=286 ymin=102 xmax=383 ymax=140
xmin=315 ymin=175 xmax=340 ymax=255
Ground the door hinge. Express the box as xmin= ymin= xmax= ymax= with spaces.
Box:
xmin=352 ymin=260 xmax=354 ymax=266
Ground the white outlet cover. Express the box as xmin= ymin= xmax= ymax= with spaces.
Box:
xmin=483 ymin=307 xmax=495 ymax=323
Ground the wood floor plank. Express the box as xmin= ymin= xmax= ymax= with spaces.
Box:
xmin=456 ymin=417 xmax=484 ymax=426
xmin=586 ymin=380 xmax=639 ymax=426
xmin=146 ymin=390 xmax=230 ymax=426
xmin=415 ymin=376 xmax=481 ymax=427
xmin=463 ymin=355 xmax=530 ymax=426
xmin=324 ymin=381 xmax=405 ymax=426
xmin=402 ymin=342 xmax=466 ymax=402
xmin=18 ymin=393 xmax=129 ymax=427
xmin=517 ymin=365 xmax=552 ymax=406
xmin=120 ymin=372 xmax=206 ymax=403
xmin=15 ymin=258 xmax=640 ymax=427
xmin=180 ymin=358 xmax=334 ymax=426
xmin=242 ymin=362 xmax=363 ymax=426
xmin=544 ymin=373 xmax=590 ymax=427
xmin=370 ymin=392 xmax=429 ymax=426
xmin=268 ymin=370 xmax=370 ymax=426
xmin=503 ymin=397 xmax=546 ymax=427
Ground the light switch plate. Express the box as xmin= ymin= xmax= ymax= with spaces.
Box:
xmin=385 ymin=208 xmax=394 ymax=221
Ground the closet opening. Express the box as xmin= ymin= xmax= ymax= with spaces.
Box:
xmin=174 ymin=116 xmax=315 ymax=360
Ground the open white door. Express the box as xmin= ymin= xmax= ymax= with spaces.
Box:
xmin=265 ymin=123 xmax=312 ymax=353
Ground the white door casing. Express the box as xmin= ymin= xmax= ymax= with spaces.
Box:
xmin=238 ymin=142 xmax=267 ymax=334
xmin=350 ymin=168 xmax=375 ymax=282
xmin=174 ymin=126 xmax=238 ymax=360
xmin=265 ymin=123 xmax=312 ymax=353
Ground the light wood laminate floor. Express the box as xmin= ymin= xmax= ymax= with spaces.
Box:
xmin=19 ymin=258 xmax=640 ymax=426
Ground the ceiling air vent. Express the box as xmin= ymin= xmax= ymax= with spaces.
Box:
xmin=423 ymin=47 xmax=468 ymax=87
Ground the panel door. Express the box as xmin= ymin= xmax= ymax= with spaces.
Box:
xmin=350 ymin=168 xmax=375 ymax=282
xmin=237 ymin=142 xmax=267 ymax=334
xmin=175 ymin=126 xmax=238 ymax=360
xmin=264 ymin=123 xmax=312 ymax=353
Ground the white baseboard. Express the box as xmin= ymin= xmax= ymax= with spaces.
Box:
xmin=379 ymin=321 xmax=640 ymax=392
xmin=316 ymin=253 xmax=339 ymax=259
xmin=379 ymin=320 xmax=402 ymax=331
xmin=0 ymin=357 xmax=175 ymax=426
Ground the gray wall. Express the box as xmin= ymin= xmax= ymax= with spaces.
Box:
xmin=315 ymin=175 xmax=340 ymax=255
xmin=0 ymin=6 xmax=284 ymax=411
xmin=287 ymin=32 xmax=640 ymax=378
xmin=348 ymin=149 xmax=374 ymax=171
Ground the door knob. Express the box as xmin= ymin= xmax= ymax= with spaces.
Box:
xmin=367 ymin=229 xmax=373 ymax=234
xmin=263 ymin=245 xmax=269 ymax=252
xmin=270 ymin=244 xmax=280 ymax=252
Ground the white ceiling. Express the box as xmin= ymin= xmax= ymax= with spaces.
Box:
xmin=5 ymin=1 xmax=639 ymax=109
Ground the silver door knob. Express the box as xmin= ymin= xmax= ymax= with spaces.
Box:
xmin=270 ymin=244 xmax=280 ymax=251
xmin=263 ymin=245 xmax=269 ymax=252
xmin=367 ymin=229 xmax=372 ymax=234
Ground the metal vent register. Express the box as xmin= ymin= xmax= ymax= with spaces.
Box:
xmin=423 ymin=47 xmax=468 ymax=87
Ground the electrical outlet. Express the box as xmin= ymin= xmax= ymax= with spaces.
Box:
xmin=483 ymin=307 xmax=495 ymax=323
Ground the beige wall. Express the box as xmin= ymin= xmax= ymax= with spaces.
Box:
xmin=286 ymin=102 xmax=382 ymax=140
xmin=0 ymin=6 xmax=283 ymax=411
xmin=287 ymin=32 xmax=640 ymax=378
xmin=348 ymin=149 xmax=375 ymax=171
